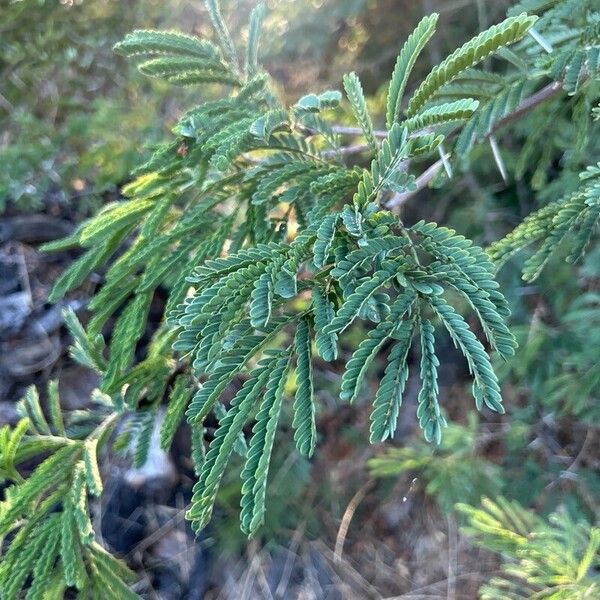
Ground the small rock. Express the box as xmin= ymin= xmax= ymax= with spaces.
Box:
xmin=0 ymin=292 xmax=31 ymax=336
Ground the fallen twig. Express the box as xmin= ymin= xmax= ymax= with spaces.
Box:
xmin=334 ymin=479 xmax=374 ymax=564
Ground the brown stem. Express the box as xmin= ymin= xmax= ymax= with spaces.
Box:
xmin=488 ymin=80 xmax=563 ymax=133
xmin=386 ymin=157 xmax=446 ymax=209
xmin=386 ymin=79 xmax=565 ymax=209
xmin=330 ymin=125 xmax=388 ymax=138
xmin=300 ymin=80 xmax=564 ymax=204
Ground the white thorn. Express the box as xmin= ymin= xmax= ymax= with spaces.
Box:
xmin=489 ymin=135 xmax=507 ymax=182
xmin=528 ymin=27 xmax=553 ymax=54
xmin=438 ymin=144 xmax=453 ymax=179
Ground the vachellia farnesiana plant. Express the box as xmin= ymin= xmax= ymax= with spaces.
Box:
xmin=1 ymin=0 xmax=599 ymax=595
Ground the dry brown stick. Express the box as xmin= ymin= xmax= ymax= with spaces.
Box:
xmin=333 ymin=479 xmax=374 ymax=564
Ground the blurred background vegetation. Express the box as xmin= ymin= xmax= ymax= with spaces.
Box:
xmin=1 ymin=0 xmax=598 ymax=598
xmin=1 ymin=0 xmax=509 ymax=211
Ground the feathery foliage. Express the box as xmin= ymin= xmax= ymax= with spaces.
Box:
xmin=34 ymin=0 xmax=599 ymax=544
xmin=0 ymin=382 xmax=138 ymax=598
xmin=458 ymin=497 xmax=600 ymax=599
xmin=343 ymin=72 xmax=378 ymax=151
xmin=386 ymin=13 xmax=438 ymax=128
xmin=406 ymin=14 xmax=537 ymax=116
xmin=489 ymin=162 xmax=600 ymax=280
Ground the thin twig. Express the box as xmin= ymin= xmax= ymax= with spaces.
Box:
xmin=331 ymin=125 xmax=388 ymax=139
xmin=320 ymin=126 xmax=437 ymax=159
xmin=446 ymin=513 xmax=458 ymax=600
xmin=126 ymin=505 xmax=188 ymax=557
xmin=544 ymin=427 xmax=595 ymax=493
xmin=382 ymin=569 xmax=507 ymax=599
xmin=315 ymin=539 xmax=383 ymax=600
xmin=490 ymin=80 xmax=563 ymax=131
xmin=274 ymin=521 xmax=306 ymax=598
xmin=386 ymin=79 xmax=565 ymax=208
xmin=334 ymin=479 xmax=374 ymax=564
